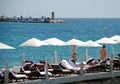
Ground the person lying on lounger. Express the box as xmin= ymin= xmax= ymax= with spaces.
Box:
xmin=71 ymin=53 xmax=77 ymax=64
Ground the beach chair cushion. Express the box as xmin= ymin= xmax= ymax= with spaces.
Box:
xmin=60 ymin=60 xmax=80 ymax=71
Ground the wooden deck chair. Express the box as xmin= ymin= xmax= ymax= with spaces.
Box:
xmin=9 ymin=69 xmax=27 ymax=82
xmin=51 ymin=64 xmax=72 ymax=76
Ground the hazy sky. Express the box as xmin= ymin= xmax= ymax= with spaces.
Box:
xmin=0 ymin=0 xmax=120 ymax=18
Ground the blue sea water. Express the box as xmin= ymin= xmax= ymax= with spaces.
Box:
xmin=0 ymin=18 xmax=120 ymax=68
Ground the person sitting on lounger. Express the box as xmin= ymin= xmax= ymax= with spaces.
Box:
xmin=100 ymin=45 xmax=106 ymax=60
xmin=71 ymin=53 xmax=77 ymax=64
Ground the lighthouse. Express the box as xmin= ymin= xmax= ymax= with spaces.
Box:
xmin=51 ymin=11 xmax=55 ymax=20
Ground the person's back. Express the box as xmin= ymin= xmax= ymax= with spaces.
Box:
xmin=100 ymin=45 xmax=106 ymax=59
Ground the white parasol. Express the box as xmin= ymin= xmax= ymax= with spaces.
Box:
xmin=95 ymin=37 xmax=118 ymax=44
xmin=0 ymin=42 xmax=15 ymax=84
xmin=43 ymin=38 xmax=65 ymax=64
xmin=80 ymin=40 xmax=102 ymax=61
xmin=96 ymin=37 xmax=118 ymax=61
xmin=81 ymin=40 xmax=102 ymax=47
xmin=43 ymin=38 xmax=65 ymax=46
xmin=110 ymin=35 xmax=120 ymax=42
xmin=19 ymin=38 xmax=48 ymax=65
xmin=19 ymin=38 xmax=48 ymax=47
xmin=63 ymin=38 xmax=85 ymax=60
xmin=0 ymin=43 xmax=15 ymax=49
xmin=63 ymin=38 xmax=84 ymax=46
xmin=63 ymin=38 xmax=84 ymax=53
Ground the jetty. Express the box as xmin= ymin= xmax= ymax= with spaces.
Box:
xmin=8 ymin=58 xmax=120 ymax=84
xmin=10 ymin=70 xmax=120 ymax=84
xmin=1 ymin=52 xmax=120 ymax=84
xmin=0 ymin=12 xmax=66 ymax=23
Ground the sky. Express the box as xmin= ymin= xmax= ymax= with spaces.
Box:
xmin=0 ymin=0 xmax=120 ymax=18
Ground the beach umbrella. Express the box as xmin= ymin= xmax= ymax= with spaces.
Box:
xmin=63 ymin=38 xmax=84 ymax=54
xmin=19 ymin=38 xmax=48 ymax=64
xmin=80 ymin=40 xmax=102 ymax=61
xmin=43 ymin=38 xmax=65 ymax=46
xmin=43 ymin=38 xmax=65 ymax=64
xmin=0 ymin=42 xmax=15 ymax=84
xmin=96 ymin=37 xmax=118 ymax=59
xmin=63 ymin=38 xmax=85 ymax=59
xmin=63 ymin=38 xmax=84 ymax=46
xmin=95 ymin=37 xmax=118 ymax=44
xmin=110 ymin=35 xmax=120 ymax=42
xmin=81 ymin=40 xmax=102 ymax=47
xmin=19 ymin=38 xmax=48 ymax=47
xmin=0 ymin=43 xmax=15 ymax=49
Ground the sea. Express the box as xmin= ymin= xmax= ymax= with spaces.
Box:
xmin=0 ymin=18 xmax=120 ymax=68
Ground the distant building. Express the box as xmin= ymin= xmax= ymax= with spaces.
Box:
xmin=51 ymin=11 xmax=55 ymax=20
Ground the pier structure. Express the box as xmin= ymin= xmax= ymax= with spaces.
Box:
xmin=12 ymin=54 xmax=120 ymax=84
xmin=0 ymin=12 xmax=66 ymax=23
xmin=15 ymin=70 xmax=120 ymax=84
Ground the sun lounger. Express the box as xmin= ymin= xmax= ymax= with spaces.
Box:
xmin=60 ymin=60 xmax=80 ymax=71
xmin=60 ymin=60 xmax=88 ymax=74
xmin=85 ymin=64 xmax=106 ymax=73
xmin=36 ymin=66 xmax=52 ymax=78
xmin=21 ymin=63 xmax=32 ymax=75
xmin=51 ymin=64 xmax=72 ymax=76
xmin=84 ymin=58 xmax=111 ymax=73
xmin=9 ymin=69 xmax=27 ymax=82
xmin=39 ymin=60 xmax=54 ymax=73
xmin=86 ymin=58 xmax=94 ymax=65
xmin=36 ymin=64 xmax=44 ymax=71
xmin=113 ymin=58 xmax=120 ymax=70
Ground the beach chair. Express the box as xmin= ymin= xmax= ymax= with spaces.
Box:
xmin=21 ymin=63 xmax=32 ymax=75
xmin=40 ymin=60 xmax=53 ymax=69
xmin=86 ymin=58 xmax=95 ymax=65
xmin=85 ymin=64 xmax=106 ymax=73
xmin=36 ymin=66 xmax=52 ymax=78
xmin=60 ymin=60 xmax=82 ymax=73
xmin=9 ymin=69 xmax=27 ymax=82
xmin=39 ymin=60 xmax=54 ymax=73
xmin=60 ymin=60 xmax=80 ymax=70
xmin=113 ymin=58 xmax=120 ymax=70
xmin=51 ymin=64 xmax=72 ymax=76
xmin=84 ymin=59 xmax=110 ymax=73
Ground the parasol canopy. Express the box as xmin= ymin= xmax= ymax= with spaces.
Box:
xmin=110 ymin=35 xmax=120 ymax=42
xmin=0 ymin=42 xmax=15 ymax=49
xmin=79 ymin=40 xmax=102 ymax=61
xmin=19 ymin=38 xmax=48 ymax=47
xmin=43 ymin=38 xmax=65 ymax=46
xmin=63 ymin=38 xmax=84 ymax=46
xmin=81 ymin=40 xmax=102 ymax=47
xmin=95 ymin=37 xmax=118 ymax=44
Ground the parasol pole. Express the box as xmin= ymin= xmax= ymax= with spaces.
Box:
xmin=4 ymin=60 xmax=8 ymax=84
xmin=45 ymin=57 xmax=48 ymax=80
xmin=54 ymin=50 xmax=58 ymax=64
xmin=110 ymin=47 xmax=114 ymax=72
xmin=22 ymin=52 xmax=25 ymax=66
xmin=85 ymin=48 xmax=88 ymax=61
xmin=80 ymin=55 xmax=84 ymax=75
